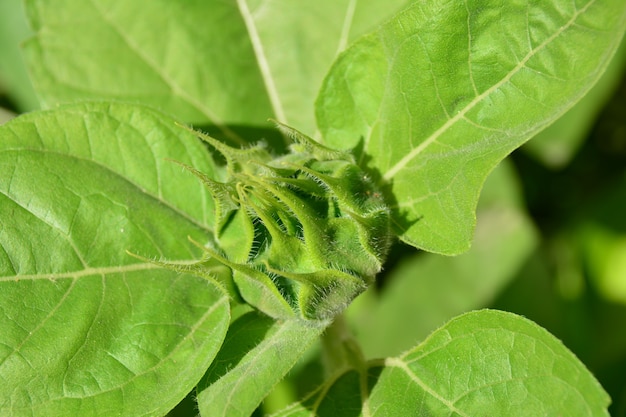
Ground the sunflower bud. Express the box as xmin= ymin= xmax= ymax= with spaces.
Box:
xmin=184 ymin=122 xmax=392 ymax=320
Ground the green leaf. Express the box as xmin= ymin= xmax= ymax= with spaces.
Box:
xmin=346 ymin=160 xmax=538 ymax=359
xmin=230 ymin=0 xmax=412 ymax=135
xmin=22 ymin=0 xmax=272 ymax=144
xmin=273 ymin=310 xmax=610 ymax=416
xmin=0 ymin=102 xmax=230 ymax=416
xmin=22 ymin=0 xmax=412 ymax=140
xmin=316 ymin=0 xmax=626 ymax=254
xmin=196 ymin=312 xmax=327 ymax=417
xmin=2 ymin=101 xmax=219 ymax=231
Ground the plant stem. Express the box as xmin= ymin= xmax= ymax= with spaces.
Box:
xmin=320 ymin=314 xmax=366 ymax=377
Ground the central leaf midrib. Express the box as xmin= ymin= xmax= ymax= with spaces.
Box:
xmin=236 ymin=0 xmax=286 ymax=127
xmin=0 ymin=261 xmax=166 ymax=282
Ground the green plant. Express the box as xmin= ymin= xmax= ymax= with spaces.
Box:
xmin=1 ymin=1 xmax=625 ymax=416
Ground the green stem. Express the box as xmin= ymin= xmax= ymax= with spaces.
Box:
xmin=320 ymin=314 xmax=366 ymax=377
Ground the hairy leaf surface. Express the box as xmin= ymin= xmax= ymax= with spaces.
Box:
xmin=196 ymin=312 xmax=326 ymax=417
xmin=273 ymin=310 xmax=610 ymax=416
xmin=0 ymin=102 xmax=229 ymax=416
xmin=317 ymin=0 xmax=626 ymax=254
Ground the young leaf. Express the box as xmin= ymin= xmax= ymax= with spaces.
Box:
xmin=273 ymin=310 xmax=610 ymax=416
xmin=0 ymin=102 xmax=230 ymax=416
xmin=316 ymin=0 xmax=626 ymax=254
xmin=196 ymin=312 xmax=327 ymax=417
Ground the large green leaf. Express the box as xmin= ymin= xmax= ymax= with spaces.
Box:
xmin=316 ymin=0 xmax=626 ymax=254
xmin=346 ymin=160 xmax=537 ymax=359
xmin=196 ymin=312 xmax=327 ymax=417
xmin=273 ymin=310 xmax=610 ymax=416
xmin=0 ymin=102 xmax=229 ymax=416
xmin=22 ymin=0 xmax=411 ymax=141
xmin=2 ymin=102 xmax=218 ymax=230
xmin=22 ymin=0 xmax=272 ymax=144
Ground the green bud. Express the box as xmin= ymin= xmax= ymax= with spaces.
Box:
xmin=181 ymin=122 xmax=393 ymax=320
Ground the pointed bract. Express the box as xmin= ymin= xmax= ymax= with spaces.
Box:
xmin=179 ymin=123 xmax=392 ymax=320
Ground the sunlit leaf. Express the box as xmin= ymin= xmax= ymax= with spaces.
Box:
xmin=0 ymin=102 xmax=229 ymax=416
xmin=317 ymin=0 xmax=626 ymax=254
xmin=273 ymin=310 xmax=610 ymax=416
xmin=524 ymin=38 xmax=626 ymax=168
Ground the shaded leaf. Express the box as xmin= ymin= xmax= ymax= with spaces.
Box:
xmin=0 ymin=0 xmax=39 ymax=112
xmin=22 ymin=0 xmax=271 ymax=144
xmin=575 ymin=178 xmax=626 ymax=304
xmin=196 ymin=312 xmax=327 ymax=417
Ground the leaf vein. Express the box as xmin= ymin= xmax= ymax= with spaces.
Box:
xmin=336 ymin=0 xmax=358 ymax=55
xmin=385 ymin=357 xmax=471 ymax=417
xmin=1 ymin=261 xmax=171 ymax=282
xmin=88 ymin=0 xmax=245 ymax=145
xmin=382 ymin=0 xmax=596 ymax=181
xmin=236 ymin=0 xmax=287 ymax=126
